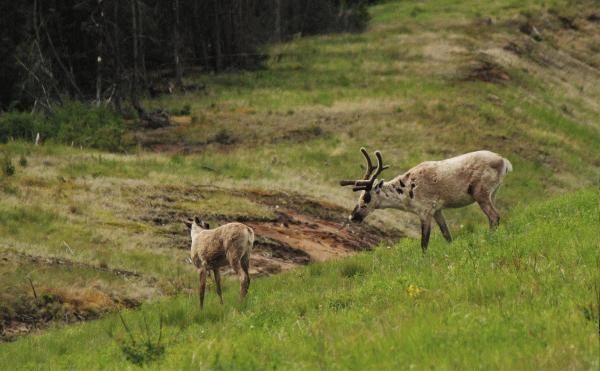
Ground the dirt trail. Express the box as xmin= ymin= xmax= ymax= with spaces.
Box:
xmin=142 ymin=186 xmax=404 ymax=274
xmin=248 ymin=208 xmax=376 ymax=275
xmin=221 ymin=189 xmax=404 ymax=276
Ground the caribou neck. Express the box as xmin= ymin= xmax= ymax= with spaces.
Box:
xmin=374 ymin=179 xmax=412 ymax=211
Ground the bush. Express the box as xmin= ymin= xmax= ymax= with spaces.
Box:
xmin=1 ymin=151 xmax=15 ymax=176
xmin=0 ymin=105 xmax=37 ymax=143
xmin=170 ymin=103 xmax=191 ymax=116
xmin=112 ymin=312 xmax=165 ymax=366
xmin=43 ymin=101 xmax=126 ymax=152
xmin=0 ymin=101 xmax=127 ymax=152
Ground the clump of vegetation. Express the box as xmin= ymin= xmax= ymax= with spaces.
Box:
xmin=18 ymin=155 xmax=27 ymax=167
xmin=1 ymin=151 xmax=15 ymax=176
xmin=0 ymin=104 xmax=38 ymax=143
xmin=44 ymin=102 xmax=126 ymax=152
xmin=110 ymin=312 xmax=165 ymax=366
xmin=0 ymin=101 xmax=126 ymax=152
xmin=339 ymin=260 xmax=369 ymax=278
xmin=170 ymin=103 xmax=192 ymax=116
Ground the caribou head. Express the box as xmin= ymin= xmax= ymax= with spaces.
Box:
xmin=340 ymin=148 xmax=389 ymax=223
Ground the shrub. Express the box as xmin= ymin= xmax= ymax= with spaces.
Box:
xmin=295 ymin=0 xmax=373 ymax=35
xmin=339 ymin=260 xmax=369 ymax=278
xmin=170 ymin=103 xmax=191 ymax=116
xmin=0 ymin=105 xmax=37 ymax=143
xmin=43 ymin=101 xmax=126 ymax=152
xmin=1 ymin=101 xmax=127 ymax=152
xmin=112 ymin=312 xmax=165 ymax=366
xmin=18 ymin=155 xmax=27 ymax=167
xmin=1 ymin=151 xmax=15 ymax=176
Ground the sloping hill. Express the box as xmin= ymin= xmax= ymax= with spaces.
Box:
xmin=1 ymin=178 xmax=597 ymax=369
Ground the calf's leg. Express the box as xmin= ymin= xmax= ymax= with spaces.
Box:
xmin=198 ymin=267 xmax=207 ymax=310
xmin=239 ymin=253 xmax=251 ymax=299
xmin=213 ymin=269 xmax=224 ymax=305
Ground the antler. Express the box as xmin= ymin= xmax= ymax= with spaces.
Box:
xmin=340 ymin=148 xmax=373 ymax=187
xmin=340 ymin=148 xmax=389 ymax=191
xmin=359 ymin=147 xmax=376 ymax=180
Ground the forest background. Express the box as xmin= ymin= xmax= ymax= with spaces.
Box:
xmin=0 ymin=0 xmax=373 ymax=112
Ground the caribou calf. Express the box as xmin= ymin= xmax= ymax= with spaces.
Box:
xmin=341 ymin=148 xmax=512 ymax=251
xmin=183 ymin=217 xmax=254 ymax=310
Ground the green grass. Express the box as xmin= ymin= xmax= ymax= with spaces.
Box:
xmin=0 ymin=188 xmax=596 ymax=370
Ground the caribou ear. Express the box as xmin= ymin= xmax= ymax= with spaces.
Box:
xmin=182 ymin=220 xmax=192 ymax=229
xmin=376 ymin=179 xmax=384 ymax=189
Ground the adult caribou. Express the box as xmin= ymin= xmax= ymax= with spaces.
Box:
xmin=340 ymin=148 xmax=512 ymax=251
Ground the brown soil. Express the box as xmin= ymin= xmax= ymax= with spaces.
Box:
xmin=137 ymin=185 xmax=404 ymax=274
xmin=239 ymin=189 xmax=403 ymax=276
xmin=165 ymin=187 xmax=403 ymax=276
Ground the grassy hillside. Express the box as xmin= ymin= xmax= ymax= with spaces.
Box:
xmin=142 ymin=0 xmax=600 ymax=227
xmin=0 ymin=0 xmax=598 ymax=368
xmin=0 ymin=187 xmax=597 ymax=370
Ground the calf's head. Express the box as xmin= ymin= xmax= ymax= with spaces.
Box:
xmin=340 ymin=148 xmax=389 ymax=224
xmin=183 ymin=216 xmax=210 ymax=238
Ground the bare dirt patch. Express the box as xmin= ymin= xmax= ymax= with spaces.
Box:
xmin=462 ymin=60 xmax=511 ymax=83
xmin=246 ymin=203 xmax=396 ymax=276
xmin=141 ymin=186 xmax=404 ymax=276
xmin=238 ymin=189 xmax=403 ymax=270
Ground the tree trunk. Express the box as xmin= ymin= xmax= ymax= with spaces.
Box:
xmin=192 ymin=1 xmax=210 ymax=71
xmin=137 ymin=0 xmax=147 ymax=91
xmin=131 ymin=0 xmax=140 ymax=106
xmin=39 ymin=9 xmax=85 ymax=100
xmin=95 ymin=0 xmax=103 ymax=105
xmin=213 ymin=0 xmax=222 ymax=72
xmin=275 ymin=0 xmax=282 ymax=43
xmin=173 ymin=0 xmax=183 ymax=87
xmin=112 ymin=0 xmax=124 ymax=112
